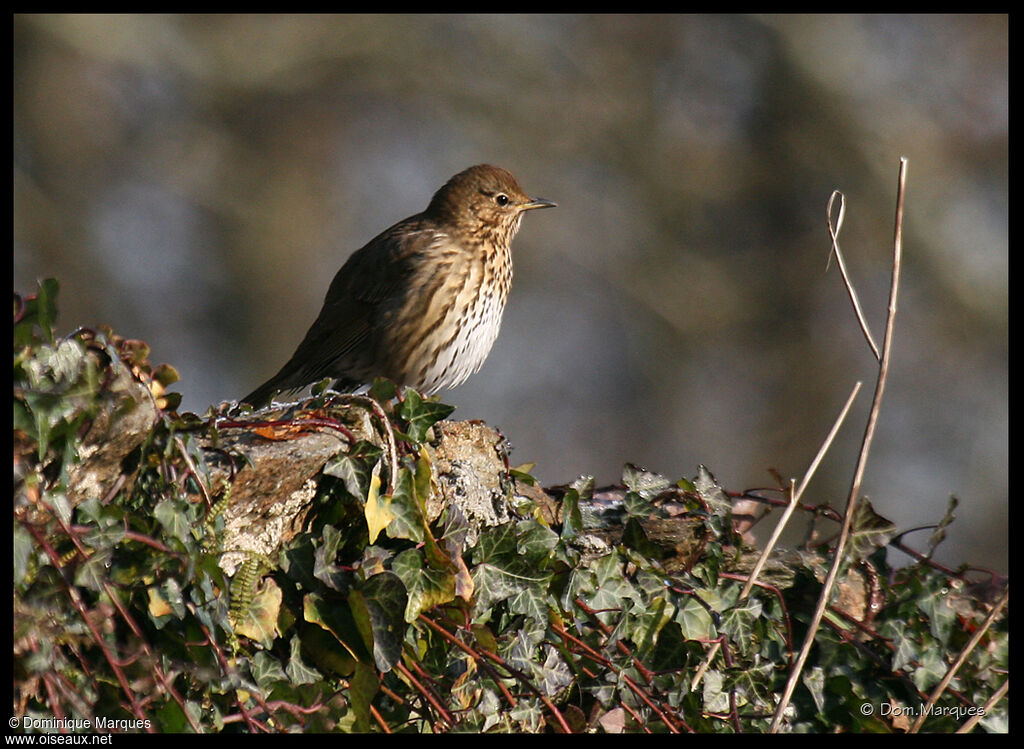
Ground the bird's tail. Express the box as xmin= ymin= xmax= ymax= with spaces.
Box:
xmin=240 ymin=378 xmax=286 ymax=409
xmin=241 ymin=371 xmax=364 ymax=409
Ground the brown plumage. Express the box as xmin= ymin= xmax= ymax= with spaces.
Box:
xmin=242 ymin=165 xmax=555 ymax=407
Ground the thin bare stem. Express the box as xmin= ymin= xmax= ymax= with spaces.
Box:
xmin=691 ymin=381 xmax=862 ymax=692
xmin=770 ymin=158 xmax=907 ymax=733
xmin=956 ymin=679 xmax=1007 ymax=734
xmin=175 ymin=435 xmax=213 ymax=508
xmin=910 ymin=585 xmax=1009 ymax=733
xmin=744 ymin=380 xmax=862 ymax=599
xmin=827 ymin=191 xmax=881 ymax=361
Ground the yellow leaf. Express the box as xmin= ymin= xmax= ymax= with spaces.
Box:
xmin=147 ymin=587 xmax=173 ymax=618
xmin=364 ymin=462 xmax=393 ymax=544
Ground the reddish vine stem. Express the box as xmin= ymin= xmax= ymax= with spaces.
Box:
xmin=395 ymin=660 xmax=455 ymax=727
xmin=102 ymin=582 xmax=201 ymax=732
xmin=417 ymin=614 xmax=572 ymax=732
xmin=369 ymin=704 xmax=393 ymax=733
xmin=187 ymin=608 xmax=261 ymax=733
xmin=572 ymin=598 xmax=655 ymax=683
xmin=417 ymin=614 xmax=518 ymax=707
xmin=22 ymin=522 xmax=152 ymax=729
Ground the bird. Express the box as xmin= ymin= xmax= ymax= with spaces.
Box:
xmin=241 ymin=164 xmax=556 ymax=408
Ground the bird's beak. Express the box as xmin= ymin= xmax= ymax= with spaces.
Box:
xmin=521 ymin=197 xmax=557 ymax=211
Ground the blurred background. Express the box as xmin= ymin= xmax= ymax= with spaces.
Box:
xmin=14 ymin=15 xmax=1007 ymax=573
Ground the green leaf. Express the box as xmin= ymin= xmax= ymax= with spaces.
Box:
xmin=912 ymin=648 xmax=948 ymax=692
xmin=802 ymin=666 xmax=826 ymax=714
xmin=848 ymin=499 xmax=897 ymax=562
xmin=313 ymin=523 xmax=350 ymax=591
xmin=322 ymin=442 xmax=382 ymax=500
xmin=382 ymin=463 xmax=429 ymax=544
xmin=154 ymin=498 xmax=191 ymax=546
xmin=73 ymin=549 xmax=112 ymax=591
xmin=516 ymin=519 xmax=560 ymax=568
xmin=391 ymin=548 xmax=454 ymax=622
xmin=675 ymin=596 xmax=716 ymax=641
xmin=702 ymin=669 xmax=729 ymax=714
xmin=303 ymin=592 xmax=370 ymax=663
xmin=369 ymin=377 xmax=398 ymax=403
xmin=347 ymin=661 xmax=380 ymax=733
xmin=717 ymin=596 xmax=763 ymax=645
xmin=13 ymin=524 xmax=34 ymax=588
xmin=585 ymin=553 xmax=639 ymax=627
xmin=693 ymin=465 xmax=732 ymax=517
xmin=398 ymin=389 xmax=455 ymax=442
xmin=560 ymin=485 xmax=584 ymax=540
xmin=35 ymin=278 xmax=60 ymax=343
xmin=348 ymin=571 xmax=407 ymax=672
xmin=621 ymin=463 xmax=671 ymax=500
xmin=917 ymin=586 xmax=956 ymax=645
xmin=251 ymin=650 xmax=288 ymax=692
xmin=926 ymin=495 xmax=959 ymax=558
xmin=285 ymin=634 xmax=323 ymax=685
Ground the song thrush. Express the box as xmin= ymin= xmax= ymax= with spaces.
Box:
xmin=242 ymin=164 xmax=555 ymax=407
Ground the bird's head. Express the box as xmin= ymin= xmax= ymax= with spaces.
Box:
xmin=427 ymin=164 xmax=556 ymax=245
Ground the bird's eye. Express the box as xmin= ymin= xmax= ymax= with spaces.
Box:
xmin=494 ymin=193 xmax=510 ymax=206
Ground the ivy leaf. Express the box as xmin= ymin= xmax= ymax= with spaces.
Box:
xmin=25 ymin=277 xmax=60 ymax=345
xmin=73 ymin=549 xmax=112 ymax=592
xmin=848 ymin=499 xmax=897 ymax=562
xmin=912 ymin=649 xmax=948 ymax=692
xmin=675 ymin=596 xmax=716 ymax=641
xmin=917 ymin=587 xmax=956 ymax=645
xmin=506 ymin=574 xmax=553 ymax=626
xmin=516 ymin=519 xmax=560 ymax=567
xmin=303 ymin=592 xmax=370 ymax=663
xmin=348 ymin=661 xmax=380 ymax=733
xmin=560 ymin=486 xmax=584 ymax=540
xmin=233 ymin=577 xmax=282 ymax=649
xmin=702 ymin=669 xmax=729 ymax=714
xmin=391 ymin=548 xmax=455 ymax=622
xmin=12 ymin=524 xmax=33 ymax=588
xmin=621 ymin=463 xmax=670 ymax=500
xmin=348 ymin=571 xmax=407 ymax=672
xmin=693 ymin=465 xmax=732 ymax=517
xmin=323 ymin=442 xmax=382 ymax=500
xmin=368 ymin=377 xmax=398 ymax=403
xmin=399 ymin=389 xmax=455 ymax=442
xmin=285 ymin=634 xmax=323 ymax=685
xmin=717 ymin=596 xmax=763 ymax=644
xmin=630 ymin=594 xmax=674 ymax=655
xmin=382 ymin=464 xmax=425 ymax=544
xmin=363 ymin=461 xmax=393 ymax=544
xmin=251 ymin=651 xmax=288 ymax=692
xmin=154 ymin=498 xmax=191 ymax=546
xmin=926 ymin=496 xmax=959 ymax=558
xmin=585 ymin=553 xmax=639 ymax=627
xmin=802 ymin=666 xmax=826 ymax=714
xmin=313 ymin=523 xmax=350 ymax=591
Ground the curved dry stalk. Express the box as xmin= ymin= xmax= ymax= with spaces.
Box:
xmin=827 ymin=191 xmax=881 ymax=361
xmin=770 ymin=157 xmax=907 ymax=733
